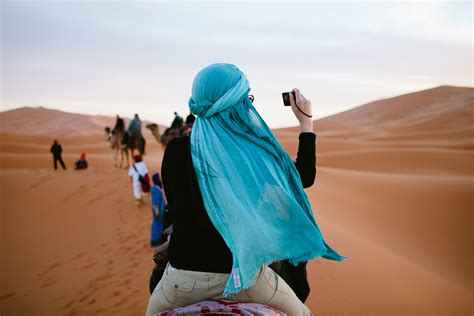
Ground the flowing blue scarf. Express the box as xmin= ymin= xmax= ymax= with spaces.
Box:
xmin=189 ymin=63 xmax=345 ymax=295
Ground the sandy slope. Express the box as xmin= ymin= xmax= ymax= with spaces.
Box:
xmin=0 ymin=106 xmax=167 ymax=138
xmin=1 ymin=86 xmax=473 ymax=315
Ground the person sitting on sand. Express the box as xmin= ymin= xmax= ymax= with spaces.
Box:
xmin=50 ymin=140 xmax=66 ymax=171
xmin=128 ymin=154 xmax=148 ymax=207
xmin=74 ymin=152 xmax=88 ymax=170
xmin=150 ymin=172 xmax=167 ymax=247
xmin=145 ymin=63 xmax=345 ymax=315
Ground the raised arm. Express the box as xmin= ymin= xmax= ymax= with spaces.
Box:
xmin=294 ymin=133 xmax=316 ymax=188
xmin=290 ymin=89 xmax=316 ymax=188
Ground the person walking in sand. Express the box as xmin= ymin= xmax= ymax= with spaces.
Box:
xmin=150 ymin=172 xmax=166 ymax=247
xmin=145 ymin=63 xmax=345 ymax=315
xmin=50 ymin=140 xmax=66 ymax=170
xmin=128 ymin=155 xmax=148 ymax=206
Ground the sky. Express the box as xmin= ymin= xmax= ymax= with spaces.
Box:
xmin=1 ymin=0 xmax=472 ymax=128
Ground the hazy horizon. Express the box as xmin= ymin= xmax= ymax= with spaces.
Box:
xmin=1 ymin=1 xmax=472 ymax=128
xmin=1 ymin=84 xmax=472 ymax=128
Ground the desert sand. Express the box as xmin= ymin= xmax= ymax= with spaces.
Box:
xmin=1 ymin=86 xmax=472 ymax=315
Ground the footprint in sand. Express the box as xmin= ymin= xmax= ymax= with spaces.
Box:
xmin=87 ymin=195 xmax=103 ymax=204
xmin=0 ymin=293 xmax=15 ymax=300
xmin=133 ymin=248 xmax=143 ymax=255
xmin=121 ymin=279 xmax=131 ymax=286
xmin=38 ymin=262 xmax=61 ymax=277
xmin=81 ymin=262 xmax=96 ymax=270
xmin=29 ymin=182 xmax=42 ymax=189
xmin=79 ymin=294 xmax=91 ymax=302
xmin=40 ymin=279 xmax=55 ymax=288
xmin=73 ymin=252 xmax=85 ymax=260
xmin=63 ymin=185 xmax=88 ymax=202
xmin=63 ymin=299 xmax=75 ymax=309
xmin=94 ymin=273 xmax=112 ymax=283
xmin=116 ymin=299 xmax=126 ymax=306
xmin=128 ymin=261 xmax=139 ymax=269
xmin=48 ymin=262 xmax=61 ymax=270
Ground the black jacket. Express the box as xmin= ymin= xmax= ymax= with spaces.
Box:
xmin=161 ymin=133 xmax=317 ymax=273
xmin=50 ymin=144 xmax=63 ymax=157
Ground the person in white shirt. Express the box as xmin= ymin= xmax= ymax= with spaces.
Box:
xmin=128 ymin=154 xmax=149 ymax=206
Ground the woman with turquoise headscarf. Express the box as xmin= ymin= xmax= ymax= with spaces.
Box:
xmin=146 ymin=63 xmax=345 ymax=315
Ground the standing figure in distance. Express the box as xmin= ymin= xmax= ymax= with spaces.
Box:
xmin=50 ymin=140 xmax=66 ymax=171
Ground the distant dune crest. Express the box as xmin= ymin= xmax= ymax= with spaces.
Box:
xmin=0 ymin=106 xmax=160 ymax=137
xmin=318 ymin=85 xmax=473 ymax=128
xmin=0 ymin=85 xmax=472 ymax=138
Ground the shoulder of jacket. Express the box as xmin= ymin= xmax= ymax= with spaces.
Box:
xmin=167 ymin=135 xmax=190 ymax=149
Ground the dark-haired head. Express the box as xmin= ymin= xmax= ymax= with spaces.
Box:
xmin=152 ymin=172 xmax=162 ymax=188
xmin=133 ymin=155 xmax=142 ymax=162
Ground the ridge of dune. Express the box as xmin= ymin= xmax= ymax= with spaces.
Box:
xmin=0 ymin=106 xmax=166 ymax=138
xmin=0 ymin=107 xmax=111 ymax=137
xmin=313 ymin=85 xmax=473 ymax=133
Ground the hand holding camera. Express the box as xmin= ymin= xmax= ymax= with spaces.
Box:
xmin=282 ymin=89 xmax=313 ymax=133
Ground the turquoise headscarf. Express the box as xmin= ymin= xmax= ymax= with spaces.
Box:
xmin=189 ymin=63 xmax=345 ymax=295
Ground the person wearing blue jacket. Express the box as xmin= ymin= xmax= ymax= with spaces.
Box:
xmin=150 ymin=172 xmax=166 ymax=247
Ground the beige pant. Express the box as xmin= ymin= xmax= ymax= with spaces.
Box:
xmin=145 ymin=263 xmax=312 ymax=316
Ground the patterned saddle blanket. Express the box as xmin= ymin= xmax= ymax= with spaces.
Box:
xmin=156 ymin=299 xmax=286 ymax=316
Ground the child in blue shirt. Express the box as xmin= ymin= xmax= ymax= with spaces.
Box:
xmin=150 ymin=172 xmax=166 ymax=247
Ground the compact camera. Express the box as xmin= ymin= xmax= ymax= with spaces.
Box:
xmin=282 ymin=91 xmax=296 ymax=106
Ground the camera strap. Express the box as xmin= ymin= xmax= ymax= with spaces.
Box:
xmin=295 ymin=101 xmax=313 ymax=118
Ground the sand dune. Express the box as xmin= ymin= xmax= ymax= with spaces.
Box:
xmin=0 ymin=107 xmax=167 ymax=138
xmin=317 ymin=86 xmax=473 ymax=128
xmin=1 ymin=86 xmax=472 ymax=315
xmin=0 ymin=107 xmax=115 ymax=137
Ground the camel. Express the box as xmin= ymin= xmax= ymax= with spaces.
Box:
xmin=127 ymin=133 xmax=146 ymax=158
xmin=105 ymin=127 xmax=147 ymax=168
xmin=146 ymin=123 xmax=187 ymax=147
xmin=104 ymin=127 xmax=129 ymax=168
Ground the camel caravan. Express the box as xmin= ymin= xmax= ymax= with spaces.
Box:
xmin=104 ymin=112 xmax=194 ymax=168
